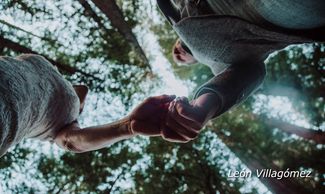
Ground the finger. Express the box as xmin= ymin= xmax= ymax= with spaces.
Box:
xmin=175 ymin=101 xmax=202 ymax=123
xmin=177 ymin=96 xmax=189 ymax=104
xmin=150 ymin=94 xmax=176 ymax=104
xmin=166 ymin=100 xmax=202 ymax=131
xmin=166 ymin=111 xmax=199 ymax=140
xmin=168 ymin=100 xmax=176 ymax=111
xmin=167 ymin=104 xmax=200 ymax=138
xmin=161 ymin=127 xmax=189 ymax=143
xmin=169 ymin=103 xmax=202 ymax=132
xmin=131 ymin=120 xmax=160 ymax=136
xmin=158 ymin=102 xmax=170 ymax=121
xmin=159 ymin=100 xmax=174 ymax=130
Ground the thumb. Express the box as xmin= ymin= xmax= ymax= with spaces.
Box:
xmin=131 ymin=120 xmax=160 ymax=136
xmin=175 ymin=101 xmax=199 ymax=122
xmin=149 ymin=94 xmax=176 ymax=104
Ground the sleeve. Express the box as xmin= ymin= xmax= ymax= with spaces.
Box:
xmin=194 ymin=60 xmax=266 ymax=118
xmin=157 ymin=0 xmax=181 ymax=24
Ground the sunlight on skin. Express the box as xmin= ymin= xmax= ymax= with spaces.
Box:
xmin=0 ymin=3 xmax=267 ymax=193
xmin=130 ymin=3 xmax=271 ymax=192
xmin=0 ymin=1 xmax=311 ymax=193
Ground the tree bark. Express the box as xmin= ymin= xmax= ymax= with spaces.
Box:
xmin=265 ymin=118 xmax=325 ymax=144
xmin=240 ymin=154 xmax=310 ymax=194
xmin=247 ymin=112 xmax=325 ymax=144
xmin=91 ymin=0 xmax=150 ymax=68
xmin=260 ymin=84 xmax=325 ymax=103
xmin=0 ymin=36 xmax=99 ymax=80
xmin=213 ymin=129 xmax=312 ymax=194
xmin=77 ymin=0 xmax=108 ymax=35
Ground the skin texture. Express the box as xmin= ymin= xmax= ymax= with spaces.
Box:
xmin=54 ymin=93 xmax=176 ymax=152
xmin=172 ymin=39 xmax=197 ymax=64
xmin=162 ymin=93 xmax=220 ymax=142
xmin=169 ymin=39 xmax=222 ymax=143
xmin=55 ymin=37 xmax=224 ymax=149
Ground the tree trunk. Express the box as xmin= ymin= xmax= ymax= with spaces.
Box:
xmin=248 ymin=112 xmax=324 ymax=144
xmin=77 ymin=0 xmax=108 ymax=35
xmin=0 ymin=36 xmax=99 ymax=80
xmin=213 ymin=129 xmax=312 ymax=194
xmin=241 ymin=154 xmax=310 ymax=194
xmin=91 ymin=0 xmax=150 ymax=68
xmin=249 ymin=111 xmax=325 ymax=144
xmin=265 ymin=118 xmax=325 ymax=144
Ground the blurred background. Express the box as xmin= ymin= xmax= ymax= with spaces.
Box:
xmin=0 ymin=0 xmax=324 ymax=193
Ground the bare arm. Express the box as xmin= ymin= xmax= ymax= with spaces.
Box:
xmin=162 ymin=61 xmax=266 ymax=142
xmin=194 ymin=60 xmax=266 ymax=118
xmin=54 ymin=95 xmax=175 ymax=153
xmin=54 ymin=117 xmax=133 ymax=153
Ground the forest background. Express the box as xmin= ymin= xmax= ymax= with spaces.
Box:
xmin=0 ymin=0 xmax=324 ymax=193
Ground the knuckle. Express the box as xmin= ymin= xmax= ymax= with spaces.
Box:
xmin=183 ymin=139 xmax=191 ymax=143
xmin=146 ymin=97 xmax=154 ymax=102
xmin=188 ymin=133 xmax=198 ymax=139
xmin=182 ymin=135 xmax=192 ymax=141
xmin=178 ymin=107 xmax=185 ymax=115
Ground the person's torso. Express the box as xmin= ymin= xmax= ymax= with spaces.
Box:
xmin=163 ymin=0 xmax=324 ymax=74
xmin=0 ymin=54 xmax=79 ymax=156
xmin=206 ymin=0 xmax=325 ymax=29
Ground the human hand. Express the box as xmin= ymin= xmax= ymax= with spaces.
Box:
xmin=129 ymin=94 xmax=176 ymax=136
xmin=162 ymin=93 xmax=221 ymax=142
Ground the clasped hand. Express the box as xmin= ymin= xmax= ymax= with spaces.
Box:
xmin=129 ymin=93 xmax=220 ymax=143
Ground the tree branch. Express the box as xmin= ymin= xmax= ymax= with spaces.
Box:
xmin=265 ymin=118 xmax=325 ymax=144
xmin=0 ymin=36 xmax=102 ymax=81
xmin=107 ymin=170 xmax=124 ymax=193
xmin=77 ymin=0 xmax=108 ymax=35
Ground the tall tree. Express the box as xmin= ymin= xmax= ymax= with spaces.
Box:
xmin=1 ymin=1 xmax=324 ymax=193
xmin=91 ymin=0 xmax=150 ymax=69
xmin=264 ymin=118 xmax=325 ymax=144
xmin=0 ymin=35 xmax=106 ymax=89
xmin=210 ymin=105 xmax=324 ymax=194
xmin=0 ymin=36 xmax=80 ymax=75
xmin=263 ymin=44 xmax=325 ymax=126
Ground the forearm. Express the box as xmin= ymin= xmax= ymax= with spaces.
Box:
xmin=194 ymin=61 xmax=266 ymax=118
xmin=55 ymin=117 xmax=135 ymax=153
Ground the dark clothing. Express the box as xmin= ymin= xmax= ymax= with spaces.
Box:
xmin=158 ymin=0 xmax=325 ymax=117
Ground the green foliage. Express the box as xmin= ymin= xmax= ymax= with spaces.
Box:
xmin=133 ymin=136 xmax=245 ymax=194
xmin=263 ymin=44 xmax=325 ymax=126
xmin=0 ymin=0 xmax=151 ymax=107
xmin=0 ymin=0 xmax=324 ymax=193
xmin=0 ymin=146 xmax=33 ymax=171
xmin=37 ymin=141 xmax=143 ymax=193
xmin=211 ymin=105 xmax=324 ymax=193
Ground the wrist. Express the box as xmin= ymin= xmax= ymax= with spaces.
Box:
xmin=119 ymin=116 xmax=136 ymax=137
xmin=197 ymin=92 xmax=222 ymax=120
xmin=208 ymin=93 xmax=222 ymax=119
